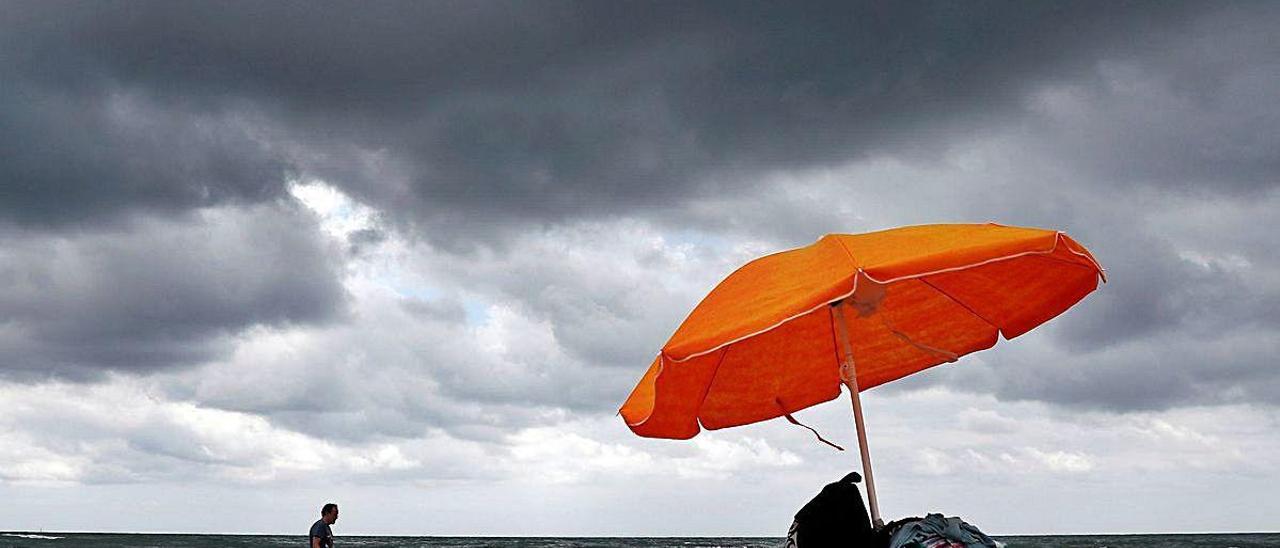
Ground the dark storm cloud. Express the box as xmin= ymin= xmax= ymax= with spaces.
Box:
xmin=3 ymin=0 xmax=1278 ymax=416
xmin=0 ymin=203 xmax=347 ymax=380
xmin=1014 ymin=14 xmax=1280 ymax=197
xmin=940 ymin=319 xmax=1280 ymax=413
xmin=1 ymin=0 xmax=1215 ymax=240
xmin=1053 ymin=228 xmax=1275 ymax=351
xmin=0 ymin=79 xmax=290 ymax=228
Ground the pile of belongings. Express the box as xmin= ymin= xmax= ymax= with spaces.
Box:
xmin=786 ymin=472 xmax=998 ymax=548
xmin=879 ymin=514 xmax=998 ymax=548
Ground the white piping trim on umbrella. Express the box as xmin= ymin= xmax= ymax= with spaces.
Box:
xmin=623 ymin=353 xmax=664 ymax=427
xmin=664 ymin=275 xmax=863 ymax=364
xmin=860 ymin=232 xmax=1064 ymax=285
xmin=662 ymin=231 xmax=1102 ymax=364
xmin=1062 ymin=239 xmax=1108 ymax=282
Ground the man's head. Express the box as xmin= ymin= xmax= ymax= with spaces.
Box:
xmin=321 ymin=503 xmax=339 ymax=524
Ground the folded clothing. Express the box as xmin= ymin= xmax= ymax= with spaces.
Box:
xmin=886 ymin=513 xmax=998 ymax=548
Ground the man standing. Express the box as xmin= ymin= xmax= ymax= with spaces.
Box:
xmin=309 ymin=503 xmax=338 ymax=548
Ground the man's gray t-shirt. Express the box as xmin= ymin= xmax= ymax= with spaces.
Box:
xmin=309 ymin=519 xmax=333 ymax=548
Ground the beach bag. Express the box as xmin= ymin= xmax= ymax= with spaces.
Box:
xmin=785 ymin=471 xmax=874 ymax=548
xmin=882 ymin=513 xmax=998 ymax=548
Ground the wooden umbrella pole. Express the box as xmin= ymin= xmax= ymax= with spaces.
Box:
xmin=832 ymin=302 xmax=884 ymax=529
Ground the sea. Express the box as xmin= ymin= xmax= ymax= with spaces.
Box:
xmin=2 ymin=534 xmax=1278 ymax=548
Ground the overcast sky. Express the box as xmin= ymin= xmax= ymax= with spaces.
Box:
xmin=2 ymin=0 xmax=1279 ymax=537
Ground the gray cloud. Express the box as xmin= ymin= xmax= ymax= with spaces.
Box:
xmin=105 ymin=211 xmax=764 ymax=443
xmin=1054 ymin=225 xmax=1277 ymax=350
xmin=0 ymin=83 xmax=291 ymax=229
xmin=1 ymin=0 xmax=1277 ymax=433
xmin=0 ymin=202 xmax=347 ymax=380
xmin=1 ymin=1 xmax=1221 ymax=242
xmin=935 ymin=321 xmax=1280 ymax=413
xmin=417 ymin=222 xmax=740 ymax=370
xmin=1015 ymin=40 xmax=1280 ymax=195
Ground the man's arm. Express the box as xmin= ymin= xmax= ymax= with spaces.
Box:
xmin=310 ymin=522 xmax=324 ymax=548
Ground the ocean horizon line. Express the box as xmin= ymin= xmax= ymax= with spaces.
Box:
xmin=5 ymin=530 xmax=1279 ymax=537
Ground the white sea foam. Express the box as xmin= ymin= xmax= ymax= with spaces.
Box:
xmin=1 ymin=533 xmax=64 ymax=539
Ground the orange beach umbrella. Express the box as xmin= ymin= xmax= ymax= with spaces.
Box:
xmin=619 ymin=223 xmax=1104 ymax=526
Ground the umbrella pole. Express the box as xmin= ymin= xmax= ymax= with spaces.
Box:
xmin=833 ymin=303 xmax=884 ymax=529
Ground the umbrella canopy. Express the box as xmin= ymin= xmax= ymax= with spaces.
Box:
xmin=620 ymin=223 xmax=1104 ymax=439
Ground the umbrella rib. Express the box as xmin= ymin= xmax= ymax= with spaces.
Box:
xmin=829 ymin=233 xmax=861 ymax=268
xmin=692 ymin=348 xmax=731 ymax=432
xmin=668 ymin=236 xmax=863 ymax=364
xmin=919 ymin=277 xmax=1002 ymax=337
xmin=879 ymin=313 xmax=959 ymax=362
xmin=1032 ymin=252 xmax=1107 ymax=282
xmin=1059 ymin=236 xmax=1108 ymax=281
xmin=665 ymin=278 xmax=861 ymax=363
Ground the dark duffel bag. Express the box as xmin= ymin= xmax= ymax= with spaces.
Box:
xmin=786 ymin=472 xmax=874 ymax=548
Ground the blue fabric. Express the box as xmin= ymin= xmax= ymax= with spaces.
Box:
xmin=887 ymin=513 xmax=998 ymax=548
xmin=309 ymin=519 xmax=333 ymax=548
